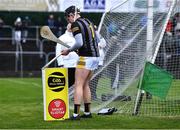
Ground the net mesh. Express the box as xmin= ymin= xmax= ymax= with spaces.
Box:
xmin=68 ymin=0 xmax=180 ymax=116
xmin=90 ymin=11 xmax=147 ymax=113
xmin=139 ymin=0 xmax=180 ymax=116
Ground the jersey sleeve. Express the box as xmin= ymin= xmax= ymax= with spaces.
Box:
xmin=71 ymin=22 xmax=81 ymax=36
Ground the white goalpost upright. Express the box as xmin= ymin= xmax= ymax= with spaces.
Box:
xmin=133 ymin=0 xmax=176 ymax=115
xmin=135 ymin=0 xmax=180 ymax=116
xmin=133 ymin=0 xmax=154 ymax=115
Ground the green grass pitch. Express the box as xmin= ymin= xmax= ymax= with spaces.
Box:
xmin=0 ymin=78 xmax=180 ymax=129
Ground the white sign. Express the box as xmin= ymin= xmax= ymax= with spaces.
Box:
xmin=84 ymin=0 xmax=105 ymax=10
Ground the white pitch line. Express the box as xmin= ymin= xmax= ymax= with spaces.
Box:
xmin=31 ymin=82 xmax=41 ymax=87
xmin=0 ymin=79 xmax=41 ymax=88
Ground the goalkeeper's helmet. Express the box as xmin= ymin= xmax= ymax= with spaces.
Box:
xmin=64 ymin=5 xmax=80 ymax=17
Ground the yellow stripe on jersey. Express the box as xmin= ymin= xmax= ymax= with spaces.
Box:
xmin=89 ymin=25 xmax=95 ymax=38
xmin=72 ymin=27 xmax=80 ymax=33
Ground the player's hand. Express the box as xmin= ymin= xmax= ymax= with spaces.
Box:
xmin=61 ymin=49 xmax=70 ymax=56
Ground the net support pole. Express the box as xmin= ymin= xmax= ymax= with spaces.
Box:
xmin=133 ymin=0 xmax=154 ymax=115
xmin=147 ymin=0 xmax=154 ymax=61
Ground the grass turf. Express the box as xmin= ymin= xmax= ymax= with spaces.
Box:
xmin=0 ymin=78 xmax=180 ymax=129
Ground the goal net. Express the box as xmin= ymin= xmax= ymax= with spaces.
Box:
xmin=136 ymin=0 xmax=180 ymax=116
xmin=68 ymin=0 xmax=180 ymax=116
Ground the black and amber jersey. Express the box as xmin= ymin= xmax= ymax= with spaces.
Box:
xmin=71 ymin=17 xmax=99 ymax=57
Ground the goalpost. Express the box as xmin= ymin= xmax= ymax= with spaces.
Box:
xmin=133 ymin=0 xmax=176 ymax=115
xmin=69 ymin=0 xmax=180 ymax=116
xmin=135 ymin=0 xmax=180 ymax=116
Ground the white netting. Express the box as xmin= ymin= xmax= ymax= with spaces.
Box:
xmin=68 ymin=0 xmax=180 ymax=116
xmin=90 ymin=10 xmax=147 ymax=113
xmin=137 ymin=0 xmax=180 ymax=116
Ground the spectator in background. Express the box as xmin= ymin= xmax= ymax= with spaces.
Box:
xmin=108 ymin=20 xmax=118 ymax=36
xmin=162 ymin=18 xmax=174 ymax=55
xmin=0 ymin=17 xmax=4 ymax=38
xmin=174 ymin=22 xmax=180 ymax=54
xmin=165 ymin=19 xmax=173 ymax=36
xmin=175 ymin=23 xmax=180 ymax=36
xmin=56 ymin=16 xmax=64 ymax=37
xmin=14 ymin=17 xmax=22 ymax=44
xmin=140 ymin=15 xmax=147 ymax=27
xmin=22 ymin=16 xmax=31 ymax=43
xmin=174 ymin=13 xmax=180 ymax=53
xmin=47 ymin=14 xmax=56 ymax=36
xmin=174 ymin=13 xmax=180 ymax=37
xmin=172 ymin=13 xmax=180 ymax=36
xmin=47 ymin=14 xmax=56 ymax=28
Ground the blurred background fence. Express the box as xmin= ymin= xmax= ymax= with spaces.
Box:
xmin=0 ymin=12 xmax=102 ymax=77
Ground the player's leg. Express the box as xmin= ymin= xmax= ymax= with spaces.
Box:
xmin=81 ymin=57 xmax=99 ymax=118
xmin=72 ymin=68 xmax=90 ymax=119
xmin=81 ymin=70 xmax=93 ymax=118
xmin=83 ymin=70 xmax=92 ymax=103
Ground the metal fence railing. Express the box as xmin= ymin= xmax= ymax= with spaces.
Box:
xmin=0 ymin=25 xmax=180 ymax=78
xmin=0 ymin=25 xmax=58 ymax=77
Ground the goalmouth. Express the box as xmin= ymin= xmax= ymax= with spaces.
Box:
xmin=84 ymin=0 xmax=180 ymax=117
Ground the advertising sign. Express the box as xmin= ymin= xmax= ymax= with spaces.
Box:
xmin=84 ymin=0 xmax=105 ymax=10
xmin=59 ymin=0 xmax=106 ymax=12
xmin=42 ymin=68 xmax=69 ymax=121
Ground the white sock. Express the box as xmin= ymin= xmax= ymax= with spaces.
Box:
xmin=73 ymin=113 xmax=79 ymax=117
xmin=84 ymin=112 xmax=91 ymax=115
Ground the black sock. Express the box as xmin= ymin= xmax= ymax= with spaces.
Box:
xmin=74 ymin=104 xmax=81 ymax=114
xmin=84 ymin=103 xmax=91 ymax=113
